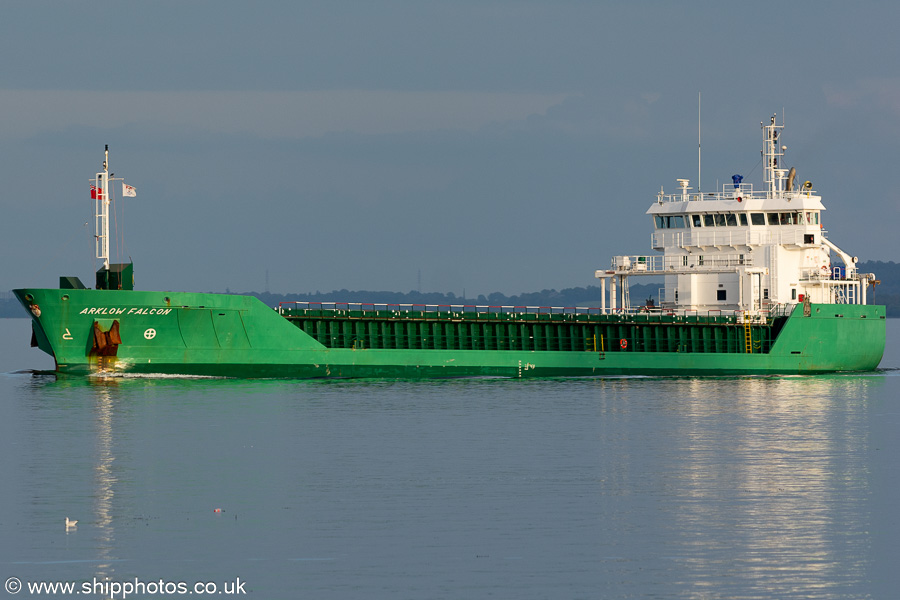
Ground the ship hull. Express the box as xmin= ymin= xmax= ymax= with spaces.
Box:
xmin=14 ymin=288 xmax=886 ymax=378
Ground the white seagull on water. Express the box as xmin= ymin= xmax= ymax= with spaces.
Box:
xmin=65 ymin=518 xmax=78 ymax=529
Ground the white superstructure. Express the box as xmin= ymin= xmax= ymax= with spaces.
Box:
xmin=595 ymin=115 xmax=877 ymax=316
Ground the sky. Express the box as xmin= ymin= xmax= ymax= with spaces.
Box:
xmin=2 ymin=1 xmax=899 ymax=297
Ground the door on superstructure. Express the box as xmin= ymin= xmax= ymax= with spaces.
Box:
xmin=751 ymin=273 xmax=761 ymax=312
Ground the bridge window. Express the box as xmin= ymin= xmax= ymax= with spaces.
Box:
xmin=781 ymin=212 xmax=803 ymax=225
xmin=704 ymin=214 xmax=715 ymax=227
xmin=692 ymin=214 xmax=703 ymax=227
xmin=655 ymin=215 xmax=687 ymax=229
xmin=714 ymin=214 xmax=727 ymax=227
xmin=751 ymin=213 xmax=766 ymax=225
xmin=725 ymin=214 xmax=737 ymax=226
xmin=739 ymin=214 xmax=748 ymax=226
xmin=767 ymin=213 xmax=780 ymax=225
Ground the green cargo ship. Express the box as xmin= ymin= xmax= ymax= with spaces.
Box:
xmin=14 ymin=119 xmax=886 ymax=377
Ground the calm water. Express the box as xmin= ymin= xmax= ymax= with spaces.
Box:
xmin=1 ymin=317 xmax=898 ymax=600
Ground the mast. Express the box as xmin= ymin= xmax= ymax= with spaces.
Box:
xmin=95 ymin=145 xmax=110 ymax=270
xmin=92 ymin=145 xmax=134 ymax=290
xmin=762 ymin=115 xmax=786 ymax=196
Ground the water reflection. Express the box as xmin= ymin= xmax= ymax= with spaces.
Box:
xmin=670 ymin=375 xmax=876 ymax=596
xmin=8 ymin=360 xmax=895 ymax=599
xmin=91 ymin=379 xmax=117 ymax=596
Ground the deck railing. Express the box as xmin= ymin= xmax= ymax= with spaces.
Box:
xmin=651 ymin=228 xmax=817 ymax=250
xmin=279 ymin=301 xmax=606 ymax=316
xmin=610 ymin=254 xmax=752 ymax=273
xmin=655 ymin=183 xmax=816 ymax=203
xmin=277 ymin=301 xmax=790 ymax=322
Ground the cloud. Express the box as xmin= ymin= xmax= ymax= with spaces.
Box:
xmin=481 ymin=91 xmax=670 ymax=140
xmin=0 ymin=90 xmax=570 ymax=141
xmin=824 ymin=78 xmax=900 ymax=115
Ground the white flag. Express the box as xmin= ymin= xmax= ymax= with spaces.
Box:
xmin=122 ymin=183 xmax=137 ymax=197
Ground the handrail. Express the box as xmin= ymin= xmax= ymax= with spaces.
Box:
xmin=652 ymin=229 xmax=818 ymax=250
xmin=799 ymin=268 xmax=864 ymax=282
xmin=278 ymin=301 xmax=607 ymax=316
xmin=610 ymin=254 xmax=752 ymax=273
xmin=655 ymin=182 xmax=816 ymax=203
xmin=277 ymin=301 xmax=788 ymax=321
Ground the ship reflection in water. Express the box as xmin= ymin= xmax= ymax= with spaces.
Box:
xmin=658 ymin=375 xmax=878 ymax=596
xmin=91 ymin=380 xmax=118 ymax=591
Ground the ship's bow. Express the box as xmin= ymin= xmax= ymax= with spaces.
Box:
xmin=13 ymin=289 xmax=59 ymax=365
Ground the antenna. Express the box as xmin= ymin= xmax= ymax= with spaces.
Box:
xmin=697 ymin=92 xmax=701 ymax=193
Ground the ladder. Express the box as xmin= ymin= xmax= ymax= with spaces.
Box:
xmin=835 ymin=284 xmax=846 ymax=304
xmin=744 ymin=322 xmax=752 ymax=353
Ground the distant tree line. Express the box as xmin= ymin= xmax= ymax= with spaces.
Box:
xmin=860 ymin=261 xmax=900 ymax=315
xmin=3 ymin=260 xmax=898 ymax=317
xmin=0 ymin=292 xmax=21 ymax=318
xmin=245 ymin=282 xmax=658 ymax=310
xmin=222 ymin=260 xmax=900 ymax=315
